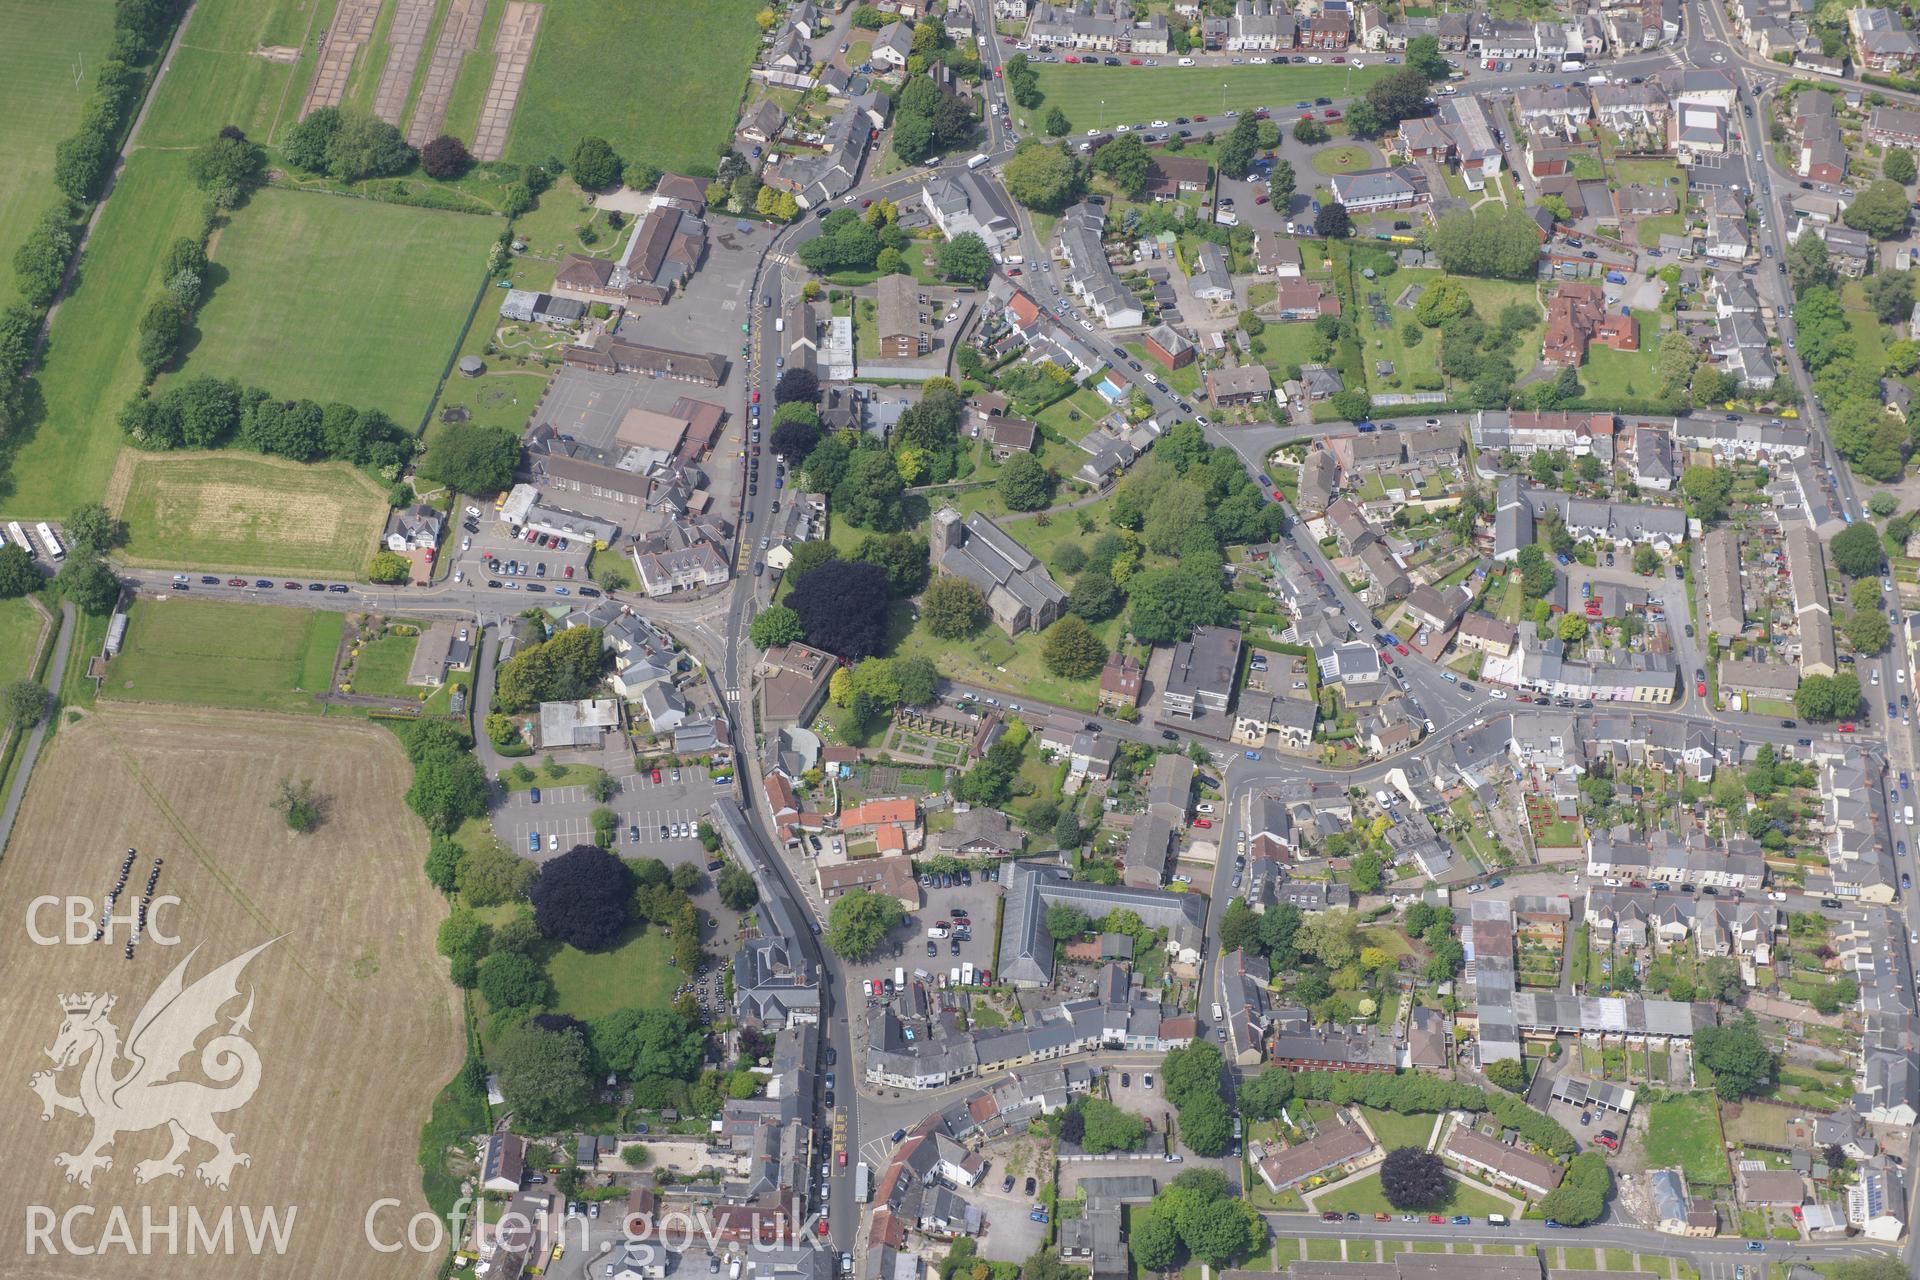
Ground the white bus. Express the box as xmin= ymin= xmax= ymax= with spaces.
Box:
xmin=7 ymin=522 xmax=30 ymax=557
xmin=35 ymin=522 xmax=64 ymax=561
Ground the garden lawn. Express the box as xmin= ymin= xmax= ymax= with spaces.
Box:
xmin=10 ymin=153 xmax=210 ymax=515
xmin=546 ymin=924 xmax=677 ymax=1021
xmin=1310 ymin=144 xmax=1379 ymax=176
xmin=1029 ymin=63 xmax=1391 ymax=127
xmin=1641 ymin=1093 xmax=1730 ymax=1188
xmin=109 ymin=451 xmax=392 ymax=576
xmin=136 ymin=0 xmax=326 ymax=148
xmin=502 ymin=0 xmax=764 ymax=175
xmin=892 ymin=612 xmax=1123 ymax=713
xmin=1360 ymin=1106 xmax=1439 ymax=1152
xmin=1579 ymin=332 xmax=1665 ymax=407
xmin=347 ymin=629 xmax=421 ymax=696
xmin=1127 ymin=343 xmax=1203 ymax=397
xmin=0 ymin=0 xmax=118 ymax=307
xmin=100 ymin=598 xmax=342 ymax=714
xmin=1635 ymin=214 xmax=1687 ymax=248
xmin=1257 ymin=321 xmax=1331 ymax=384
xmin=1033 ymin=387 xmax=1113 ymax=443
xmin=178 ymin=187 xmax=497 ymax=428
xmin=1313 ymin=1171 xmax=1510 ymax=1218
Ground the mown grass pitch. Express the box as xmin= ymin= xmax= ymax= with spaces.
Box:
xmin=179 ymin=187 xmax=495 ymax=429
xmin=100 ymin=597 xmax=344 ymax=715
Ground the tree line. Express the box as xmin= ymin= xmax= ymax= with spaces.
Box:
xmin=5 ymin=0 xmax=192 ymax=444
xmin=117 ymin=373 xmax=412 ymax=471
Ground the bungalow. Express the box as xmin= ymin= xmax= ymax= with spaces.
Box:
xmin=1267 ymin=279 xmax=1340 ymax=321
xmin=1207 ymin=364 xmax=1274 ymax=407
xmin=1145 ymin=154 xmax=1211 ymax=199
xmin=1254 ymin=232 xmax=1303 ymax=276
xmin=1442 ymin=1125 xmax=1565 ymax=1197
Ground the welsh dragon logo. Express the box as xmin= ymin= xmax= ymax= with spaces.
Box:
xmin=28 ymin=940 xmax=274 ymax=1190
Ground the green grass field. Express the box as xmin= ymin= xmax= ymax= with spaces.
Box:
xmin=180 ymin=187 xmax=496 ymax=427
xmin=1642 ymin=1093 xmax=1731 ymax=1188
xmin=110 ymin=451 xmax=392 ymax=576
xmin=1029 ymin=63 xmax=1390 ymax=129
xmin=346 ymin=628 xmax=421 ymax=695
xmin=1313 ymin=1171 xmax=1511 ymax=1219
xmin=1579 ymin=328 xmax=1665 ymax=406
xmin=1635 ymin=214 xmax=1686 ymax=248
xmin=100 ymin=598 xmax=343 ymax=714
xmin=0 ymin=598 xmax=50 ymax=689
xmin=0 ymin=0 xmax=118 ymax=306
xmin=8 ymin=152 xmax=210 ymax=516
xmin=503 ymin=0 xmax=764 ymax=174
xmin=136 ymin=0 xmax=329 ymax=148
xmin=1361 ymin=1107 xmax=1439 ymax=1152
xmin=546 ymin=924 xmax=678 ymax=1020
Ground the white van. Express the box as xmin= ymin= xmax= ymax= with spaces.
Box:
xmin=966 ymin=153 xmax=990 ymax=170
xmin=1211 ymin=1002 xmax=1223 ymax=1021
xmin=1178 ymin=56 xmax=1196 ymax=65
xmin=928 ymin=926 xmax=949 ymax=939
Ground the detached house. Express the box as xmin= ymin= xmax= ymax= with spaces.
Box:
xmin=1850 ymin=7 xmax=1920 ymax=72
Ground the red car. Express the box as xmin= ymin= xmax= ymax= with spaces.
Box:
xmin=994 ymin=66 xmax=1003 ymax=77
xmin=1256 ymin=193 xmax=1269 ymax=204
xmin=1129 ymin=57 xmax=1142 ymax=64
xmin=1324 ymin=108 xmax=1342 ymax=119
xmin=1064 ymin=54 xmax=1079 ymax=62
xmin=1272 ymin=490 xmax=1284 ymax=501
xmin=1331 ymin=54 xmax=1345 ymax=62
xmin=1696 ymin=680 xmax=1707 ymax=697
xmin=564 ymin=564 xmax=574 ymax=579
xmin=1007 ymin=267 xmax=1023 ymax=276
xmin=1428 ymin=1215 xmax=1444 ymax=1225
xmin=651 ymin=768 xmax=661 ymax=783
xmin=838 ymin=1151 xmax=848 ymax=1167
xmin=1194 ymin=817 xmax=1212 ymax=828
xmin=1193 ymin=114 xmax=1208 ymax=122
xmin=751 ymin=390 xmax=760 ymax=404
xmin=1840 ymin=723 xmax=1857 ymax=732
xmin=1395 ymin=643 xmax=1409 ymax=656
xmin=1381 ymin=651 xmax=1394 ymax=663
xmin=226 ymin=577 xmax=246 ymax=587
xmin=861 ymin=198 xmax=873 ymax=208
xmin=818 ymin=1219 xmax=830 ymax=1237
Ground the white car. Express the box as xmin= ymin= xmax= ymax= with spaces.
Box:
xmin=1151 ymin=119 xmax=1169 ymax=127
xmin=547 ymin=833 xmax=558 ymax=850
xmin=1178 ymin=56 xmax=1195 ymax=65
xmin=1767 ymin=891 xmax=1788 ymax=901
xmin=465 ymin=505 xmax=481 ymax=518
xmin=1603 ymin=877 xmax=1622 ymax=887
xmin=1196 ymin=803 xmax=1216 ymax=814
xmin=1489 ymin=688 xmax=1510 ymax=700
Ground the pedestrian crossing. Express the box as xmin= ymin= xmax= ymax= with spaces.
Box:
xmin=767 ymin=251 xmax=796 ymax=267
xmin=725 ymin=688 xmax=742 ymax=702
